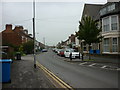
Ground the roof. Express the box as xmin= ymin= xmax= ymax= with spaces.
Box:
xmin=81 ymin=4 xmax=103 ymax=21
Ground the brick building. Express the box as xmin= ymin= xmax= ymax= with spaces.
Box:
xmin=14 ymin=25 xmax=33 ymax=44
xmin=1 ymin=24 xmax=33 ymax=47
xmin=2 ymin=24 xmax=22 ymax=46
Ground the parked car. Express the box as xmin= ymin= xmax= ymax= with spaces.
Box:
xmin=64 ymin=49 xmax=81 ymax=59
xmin=54 ymin=48 xmax=58 ymax=53
xmin=42 ymin=49 xmax=48 ymax=52
xmin=52 ymin=48 xmax=56 ymax=52
xmin=58 ymin=49 xmax=65 ymax=56
xmin=56 ymin=49 xmax=61 ymax=55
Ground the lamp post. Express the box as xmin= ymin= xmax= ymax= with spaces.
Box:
xmin=33 ymin=0 xmax=36 ymax=68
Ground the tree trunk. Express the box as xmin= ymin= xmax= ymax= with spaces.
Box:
xmin=89 ymin=44 xmax=91 ymax=60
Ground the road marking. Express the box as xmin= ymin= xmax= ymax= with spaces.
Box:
xmin=101 ymin=66 xmax=107 ymax=68
xmin=117 ymin=68 xmax=120 ymax=71
xmin=79 ymin=62 xmax=88 ymax=65
xmin=36 ymin=61 xmax=73 ymax=89
xmin=89 ymin=63 xmax=96 ymax=66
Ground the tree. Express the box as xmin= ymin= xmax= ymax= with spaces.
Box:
xmin=22 ymin=40 xmax=34 ymax=54
xmin=67 ymin=44 xmax=72 ymax=48
xmin=76 ymin=16 xmax=103 ymax=60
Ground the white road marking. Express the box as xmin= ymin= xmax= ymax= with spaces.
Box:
xmin=89 ymin=63 xmax=96 ymax=66
xmin=79 ymin=62 xmax=88 ymax=65
xmin=117 ymin=68 xmax=120 ymax=71
xmin=101 ymin=66 xmax=107 ymax=68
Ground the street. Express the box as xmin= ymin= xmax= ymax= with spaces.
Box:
xmin=1 ymin=1 xmax=120 ymax=90
xmin=36 ymin=50 xmax=119 ymax=88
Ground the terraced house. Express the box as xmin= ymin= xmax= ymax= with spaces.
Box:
xmin=80 ymin=3 xmax=103 ymax=54
xmin=100 ymin=2 xmax=120 ymax=54
xmin=80 ymin=2 xmax=120 ymax=55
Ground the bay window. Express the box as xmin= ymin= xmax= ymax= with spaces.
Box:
xmin=102 ymin=15 xmax=118 ymax=32
xmin=111 ymin=16 xmax=118 ymax=31
xmin=112 ymin=38 xmax=118 ymax=52
xmin=103 ymin=38 xmax=109 ymax=52
xmin=103 ymin=17 xmax=110 ymax=32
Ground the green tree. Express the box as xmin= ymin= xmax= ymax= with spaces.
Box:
xmin=76 ymin=16 xmax=103 ymax=60
xmin=22 ymin=40 xmax=34 ymax=54
xmin=67 ymin=44 xmax=72 ymax=48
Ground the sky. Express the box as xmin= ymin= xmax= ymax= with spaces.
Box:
xmin=0 ymin=0 xmax=107 ymax=46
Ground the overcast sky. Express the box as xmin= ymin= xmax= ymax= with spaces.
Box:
xmin=1 ymin=0 xmax=107 ymax=46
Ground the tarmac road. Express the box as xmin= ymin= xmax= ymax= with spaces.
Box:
xmin=36 ymin=50 xmax=119 ymax=88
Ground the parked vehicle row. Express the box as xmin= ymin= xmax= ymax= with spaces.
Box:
xmin=52 ymin=48 xmax=82 ymax=59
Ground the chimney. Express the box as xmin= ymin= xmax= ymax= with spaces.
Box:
xmin=19 ymin=26 xmax=23 ymax=30
xmin=14 ymin=25 xmax=24 ymax=32
xmin=71 ymin=34 xmax=74 ymax=36
xmin=29 ymin=34 xmax=32 ymax=36
xmin=6 ymin=24 xmax=12 ymax=30
xmin=24 ymin=29 xmax=28 ymax=34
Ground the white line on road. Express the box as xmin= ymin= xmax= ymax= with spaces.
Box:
xmin=101 ymin=66 xmax=107 ymax=68
xmin=79 ymin=62 xmax=88 ymax=65
xmin=89 ymin=63 xmax=96 ymax=66
xmin=117 ymin=68 xmax=120 ymax=71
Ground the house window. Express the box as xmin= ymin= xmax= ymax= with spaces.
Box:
xmin=103 ymin=17 xmax=110 ymax=32
xmin=100 ymin=8 xmax=107 ymax=15
xmin=111 ymin=16 xmax=118 ymax=31
xmin=103 ymin=38 xmax=109 ymax=52
xmin=108 ymin=3 xmax=115 ymax=12
xmin=112 ymin=38 xmax=118 ymax=52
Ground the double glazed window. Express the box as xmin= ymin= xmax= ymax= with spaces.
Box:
xmin=111 ymin=16 xmax=117 ymax=30
xmin=103 ymin=17 xmax=110 ymax=32
xmin=100 ymin=3 xmax=115 ymax=15
xmin=108 ymin=4 xmax=115 ymax=12
xmin=103 ymin=38 xmax=109 ymax=52
xmin=102 ymin=15 xmax=118 ymax=32
xmin=112 ymin=38 xmax=117 ymax=52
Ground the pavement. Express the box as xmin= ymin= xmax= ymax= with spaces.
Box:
xmin=2 ymin=55 xmax=55 ymax=89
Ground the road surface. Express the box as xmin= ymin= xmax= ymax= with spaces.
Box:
xmin=36 ymin=50 xmax=119 ymax=88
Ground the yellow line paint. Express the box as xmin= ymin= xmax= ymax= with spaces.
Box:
xmin=36 ymin=61 xmax=73 ymax=89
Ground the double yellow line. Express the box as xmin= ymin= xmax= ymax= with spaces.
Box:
xmin=36 ymin=61 xmax=73 ymax=89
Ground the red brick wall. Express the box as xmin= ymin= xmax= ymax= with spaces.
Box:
xmin=2 ymin=24 xmax=22 ymax=46
xmin=2 ymin=24 xmax=33 ymax=47
xmin=2 ymin=32 xmax=22 ymax=46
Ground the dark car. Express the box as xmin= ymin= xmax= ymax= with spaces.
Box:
xmin=42 ymin=49 xmax=48 ymax=52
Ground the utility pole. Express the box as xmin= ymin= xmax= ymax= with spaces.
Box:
xmin=43 ymin=37 xmax=45 ymax=48
xmin=33 ymin=0 xmax=36 ymax=68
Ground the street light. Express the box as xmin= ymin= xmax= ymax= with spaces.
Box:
xmin=33 ymin=0 xmax=36 ymax=68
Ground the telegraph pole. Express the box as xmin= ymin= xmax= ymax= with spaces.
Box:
xmin=43 ymin=37 xmax=45 ymax=48
xmin=33 ymin=0 xmax=36 ymax=68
